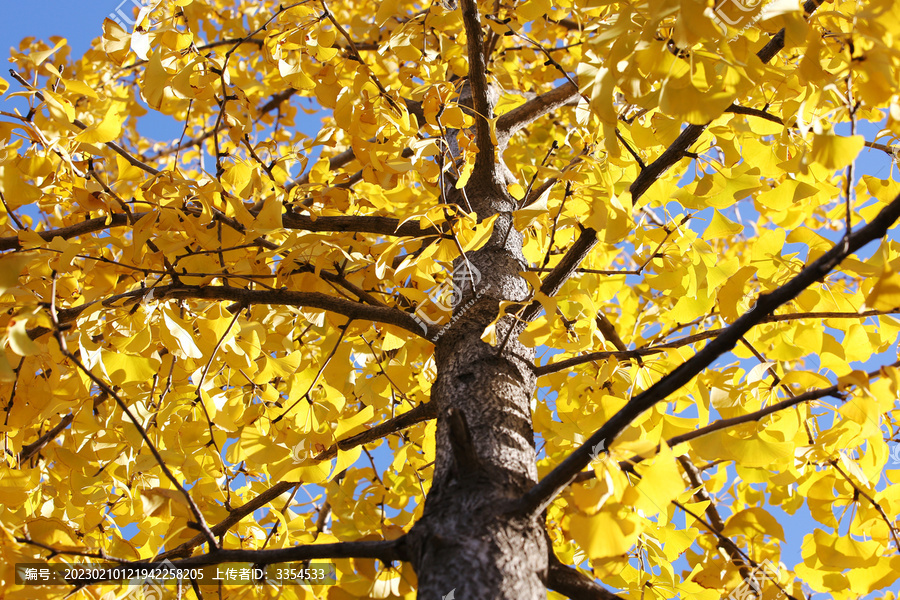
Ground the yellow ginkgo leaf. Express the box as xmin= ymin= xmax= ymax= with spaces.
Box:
xmin=252 ymin=196 xmax=283 ymax=234
xmin=803 ymin=528 xmax=882 ymax=569
xmin=101 ymin=18 xmax=131 ymax=64
xmin=131 ymin=30 xmax=151 ymax=61
xmin=141 ymin=51 xmax=171 ymax=110
xmin=517 ymin=0 xmax=553 ymax=21
xmin=577 ymin=54 xmax=617 ymax=125
xmin=586 ymin=192 xmax=633 ymax=243
xmin=42 ymin=90 xmax=75 ymax=123
xmin=334 ymin=405 xmax=375 ymax=439
xmin=222 ymin=160 xmax=253 ymax=197
xmin=568 ymin=506 xmax=642 ymax=558
xmin=0 ymin=466 xmax=39 ymax=505
xmin=160 ymin=307 xmax=204 ymax=360
xmin=8 ymin=319 xmax=40 ymax=357
xmin=513 ymin=187 xmax=550 ymax=230
xmin=658 ymin=71 xmax=736 ymax=125
xmin=0 ymin=253 xmax=33 ymax=295
xmin=0 ymin=352 xmax=14 ymax=381
xmin=865 ymin=268 xmax=900 ymax=310
xmin=381 ymin=329 xmax=407 ymax=351
xmin=101 ymin=351 xmax=159 ymax=386
xmin=634 ymin=443 xmax=685 ymax=517
xmin=27 ymin=38 xmax=67 ymax=68
xmin=334 ymin=444 xmax=363 ymax=474
xmin=507 ymin=183 xmax=526 ymax=200
xmin=702 ymin=210 xmax=743 ymax=240
xmin=808 ymin=133 xmax=865 ymax=170
xmin=24 ymin=517 xmax=79 ymax=548
xmin=75 ymin=102 xmax=126 ymax=144
xmin=276 ymin=457 xmax=332 ymax=483
xmin=722 ymin=507 xmax=785 ymax=541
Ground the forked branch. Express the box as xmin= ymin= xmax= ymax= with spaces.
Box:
xmin=496 ymin=82 xmax=579 ymax=148
xmin=458 ymin=0 xmax=497 ymax=180
xmin=157 ymin=481 xmax=299 ymax=560
xmin=519 ymin=0 xmax=827 ymax=325
xmin=536 ymin=310 xmax=900 ymax=376
xmin=547 ymin=550 xmax=625 ymax=600
xmin=567 ymin=359 xmax=899 ymax=484
xmin=315 ymin=401 xmax=438 ymax=460
xmin=513 ymin=191 xmax=900 ymax=516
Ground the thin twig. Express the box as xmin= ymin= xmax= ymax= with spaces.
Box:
xmin=48 ymin=274 xmax=219 ymax=550
xmin=9 ymin=70 xmax=159 ymax=177
xmin=514 ymin=191 xmax=900 ymax=516
xmin=831 ymin=459 xmax=900 ymax=553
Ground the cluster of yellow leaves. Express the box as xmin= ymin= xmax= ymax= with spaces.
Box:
xmin=0 ymin=0 xmax=900 ymax=599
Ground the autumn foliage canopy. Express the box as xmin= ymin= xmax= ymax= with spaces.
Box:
xmin=2 ymin=0 xmax=900 ymax=598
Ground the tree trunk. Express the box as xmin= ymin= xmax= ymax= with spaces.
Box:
xmin=403 ymin=172 xmax=548 ymax=596
xmin=401 ymin=1 xmax=550 ymax=596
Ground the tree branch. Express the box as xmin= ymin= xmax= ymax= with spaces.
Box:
xmin=38 ymin=284 xmax=433 ymax=339
xmin=677 ymin=456 xmax=751 ymax=578
xmin=17 ymin=413 xmax=74 ymax=464
xmin=535 ymin=309 xmax=900 ymax=375
xmin=64 ymin=538 xmax=407 ymax=585
xmin=118 ymin=38 xmax=267 ymax=71
xmin=669 ymin=500 xmax=805 ymax=600
xmin=10 ymin=70 xmax=159 ymax=177
xmin=315 ymin=401 xmax=438 ymax=460
xmin=534 ymin=349 xmax=665 ymax=376
xmin=518 ymin=1 xmax=828 ymax=326
xmin=147 ymin=86 xmax=299 ymax=161
xmin=49 ymin=281 xmax=219 ymax=550
xmin=167 ymin=286 xmax=433 ymax=337
xmin=287 ymin=96 xmax=427 ymax=190
xmin=458 ymin=0 xmax=496 ymax=180
xmin=283 ymin=213 xmax=442 ymax=237
xmin=830 ymin=459 xmax=900 ymax=553
xmin=756 ymin=0 xmax=825 ymax=62
xmin=568 ymin=359 xmax=899 ymax=485
xmin=513 ymin=190 xmax=900 ymax=517
xmin=725 ymin=103 xmax=897 ymax=157
xmin=157 ymin=481 xmax=299 ymax=560
xmin=546 ymin=551 xmax=625 ymax=600
xmin=496 ymin=82 xmax=578 ymax=148
xmin=257 ymin=88 xmax=298 ymax=116
xmin=0 ymin=211 xmax=442 ymax=253
xmin=0 ymin=213 xmax=135 ymax=251
xmin=290 ymin=146 xmax=359 ymax=188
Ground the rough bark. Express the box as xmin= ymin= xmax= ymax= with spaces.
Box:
xmin=400 ymin=3 xmax=547 ymax=596
xmin=403 ymin=179 xmax=547 ymax=599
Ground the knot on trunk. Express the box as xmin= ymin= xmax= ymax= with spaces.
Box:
xmin=447 ymin=407 xmax=481 ymax=478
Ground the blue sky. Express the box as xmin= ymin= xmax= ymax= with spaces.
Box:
xmin=1 ymin=1 xmax=183 ymax=142
xmin=1 ymin=1 xmax=112 ymax=58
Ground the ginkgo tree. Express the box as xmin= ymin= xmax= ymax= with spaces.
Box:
xmin=2 ymin=0 xmax=900 ymax=598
